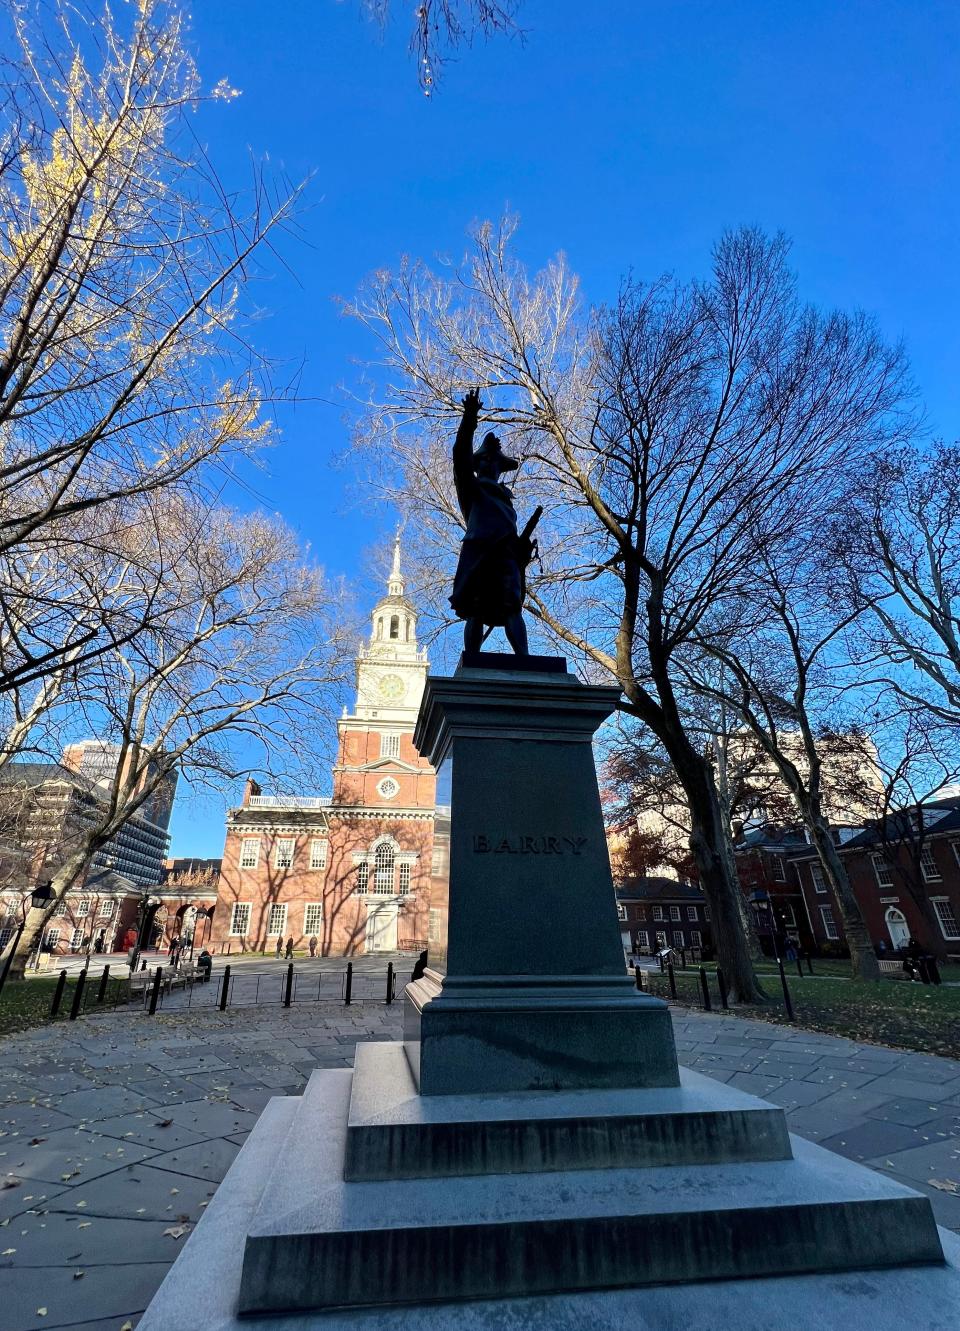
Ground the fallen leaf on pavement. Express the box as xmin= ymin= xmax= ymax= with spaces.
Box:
xmin=929 ymin=1178 xmax=960 ymax=1193
xmin=162 ymin=1224 xmax=190 ymax=1240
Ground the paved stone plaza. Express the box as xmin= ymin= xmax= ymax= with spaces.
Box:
xmin=1 ymin=992 xmax=959 ymax=1331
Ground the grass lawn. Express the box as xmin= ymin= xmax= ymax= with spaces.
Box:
xmin=646 ymin=968 xmax=960 ymax=1059
xmin=0 ymin=974 xmax=131 ymax=1038
xmin=751 ymin=957 xmax=960 ymax=983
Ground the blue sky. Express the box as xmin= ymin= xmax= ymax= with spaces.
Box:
xmin=166 ymin=0 xmax=960 ymax=856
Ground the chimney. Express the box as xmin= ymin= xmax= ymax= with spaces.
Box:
xmin=242 ymin=777 xmax=262 ymax=806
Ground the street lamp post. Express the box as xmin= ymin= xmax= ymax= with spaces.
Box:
xmin=0 ymin=881 xmax=57 ymax=997
xmin=129 ymin=894 xmax=162 ymax=972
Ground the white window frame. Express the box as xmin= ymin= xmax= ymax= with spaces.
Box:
xmin=229 ymin=902 xmax=252 ymax=936
xmin=920 ymin=845 xmax=942 ymax=883
xmin=672 ymin=930 xmax=684 ymax=947
xmin=44 ymin=927 xmax=61 ymax=949
xmin=266 ymin=903 xmax=288 ymax=936
xmin=398 ymin=862 xmax=412 ymax=894
xmin=686 ymin=906 xmax=698 ymax=921
xmin=304 ymin=903 xmax=323 ymax=936
xmin=772 ymin=855 xmax=786 ymax=883
xmin=309 ymin=839 xmax=328 ymax=871
xmin=53 ymin=898 xmax=68 ymax=917
xmin=635 ymin=929 xmax=647 ymax=949
xmin=819 ymin=905 xmax=839 ymax=940
xmin=780 ymin=903 xmax=797 ymax=927
xmin=810 ymin=862 xmax=827 ymax=894
xmin=690 ymin=929 xmax=703 ymax=947
xmin=617 ymin=903 xmax=627 ymax=921
xmin=100 ymin=899 xmax=117 ymax=919
xmin=655 ymin=930 xmax=667 ymax=949
xmin=0 ymin=925 xmax=15 ymax=950
xmin=274 ymin=837 xmax=295 ymax=870
xmin=380 ymin=732 xmax=401 ymax=759
xmin=871 ymin=853 xmax=893 ymax=887
xmin=239 ymin=838 xmax=260 ymax=870
xmin=669 ymin=905 xmax=681 ymax=922
xmin=70 ymin=927 xmax=84 ymax=950
xmin=356 ymin=862 xmax=369 ymax=893
xmin=75 ymin=895 xmax=90 ymax=918
xmin=652 ymin=905 xmax=664 ymax=921
xmin=931 ymin=897 xmax=960 ymax=941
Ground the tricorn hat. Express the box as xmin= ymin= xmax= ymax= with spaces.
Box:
xmin=472 ymin=431 xmax=519 ymax=473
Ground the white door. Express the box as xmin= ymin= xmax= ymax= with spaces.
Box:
xmin=886 ymin=908 xmax=910 ymax=949
xmin=365 ymin=903 xmax=398 ymax=952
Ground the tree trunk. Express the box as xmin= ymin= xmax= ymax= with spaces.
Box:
xmin=808 ymin=818 xmax=881 ymax=980
xmin=672 ymin=747 xmax=767 ymax=1003
xmin=6 ymin=849 xmax=93 ymax=982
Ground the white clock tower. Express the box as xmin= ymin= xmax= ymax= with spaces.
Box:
xmin=353 ymin=534 xmax=428 ymax=723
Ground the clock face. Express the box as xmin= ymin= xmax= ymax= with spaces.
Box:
xmin=378 ymin=673 xmax=405 ymax=701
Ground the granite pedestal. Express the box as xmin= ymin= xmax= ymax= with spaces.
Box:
xmin=138 ymin=657 xmax=949 ymax=1325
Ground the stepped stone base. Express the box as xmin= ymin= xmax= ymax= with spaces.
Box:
xmin=137 ymin=1086 xmax=960 ymax=1331
xmin=345 ymin=1041 xmax=790 ymax=1179
xmin=213 ymin=1051 xmax=943 ymax=1316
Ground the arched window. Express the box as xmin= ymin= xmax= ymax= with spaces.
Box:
xmin=374 ymin=841 xmax=396 ymax=894
xmin=405 ymin=618 xmax=410 ymax=641
xmin=389 ymin=615 xmax=399 ymax=639
xmin=376 ymin=617 xmax=383 ymax=640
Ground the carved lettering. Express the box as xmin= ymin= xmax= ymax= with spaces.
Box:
xmin=471 ymin=835 xmax=588 ymax=856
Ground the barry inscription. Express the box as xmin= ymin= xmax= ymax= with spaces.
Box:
xmin=472 ymin=835 xmax=587 ymax=855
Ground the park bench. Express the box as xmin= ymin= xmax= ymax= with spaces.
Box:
xmin=127 ymin=962 xmax=203 ymax=1000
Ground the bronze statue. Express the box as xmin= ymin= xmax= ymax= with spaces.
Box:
xmin=449 ymin=389 xmax=540 ymax=655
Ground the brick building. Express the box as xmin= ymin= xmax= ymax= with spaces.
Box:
xmin=209 ymin=540 xmax=435 ymax=956
xmin=615 ymin=877 xmax=713 ymax=958
xmin=733 ymin=797 xmax=960 ymax=960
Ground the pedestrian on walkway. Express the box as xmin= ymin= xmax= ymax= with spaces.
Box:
xmin=275 ymin=936 xmax=283 ymax=959
xmin=285 ymin=936 xmax=294 ymax=960
xmin=308 ymin=936 xmax=318 ymax=957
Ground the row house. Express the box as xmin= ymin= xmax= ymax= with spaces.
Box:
xmin=733 ymin=796 xmax=960 ymax=960
xmin=615 ymin=877 xmax=713 ymax=958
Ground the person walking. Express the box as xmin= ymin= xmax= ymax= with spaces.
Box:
xmin=308 ymin=936 xmax=318 ymax=958
xmin=275 ymin=936 xmax=283 ymax=960
xmin=285 ymin=936 xmax=294 ymax=961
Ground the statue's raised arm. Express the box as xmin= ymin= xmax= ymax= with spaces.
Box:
xmin=448 ymin=388 xmax=535 ymax=657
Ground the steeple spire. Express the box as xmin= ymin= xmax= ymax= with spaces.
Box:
xmin=388 ymin=527 xmax=404 ymax=598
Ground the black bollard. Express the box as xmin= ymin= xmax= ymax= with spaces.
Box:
xmin=148 ymin=967 xmax=163 ymax=1015
xmin=716 ymin=966 xmax=729 ymax=1010
xmin=283 ymin=962 xmax=294 ymax=1008
xmin=386 ymin=961 xmax=395 ymax=1005
xmin=634 ymin=964 xmax=643 ymax=992
xmin=777 ymin=957 xmax=794 ymax=1022
xmin=698 ymin=966 xmax=712 ymax=1012
xmin=344 ymin=961 xmax=353 ymax=1007
xmin=219 ymin=964 xmax=231 ymax=1011
xmin=50 ymin=968 xmax=68 ymax=1017
xmin=96 ymin=965 xmax=111 ymax=1004
xmin=928 ymin=956 xmax=942 ymax=986
xmin=69 ymin=967 xmax=88 ymax=1021
xmin=667 ymin=962 xmax=677 ymax=1000
xmin=680 ymin=948 xmax=687 ymax=970
xmin=806 ymin=953 xmax=813 ymax=975
xmin=795 ymin=954 xmax=804 ymax=979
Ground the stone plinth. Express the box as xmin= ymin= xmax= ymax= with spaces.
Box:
xmin=405 ymin=658 xmax=679 ymax=1094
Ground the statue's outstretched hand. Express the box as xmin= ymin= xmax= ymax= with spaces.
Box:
xmin=462 ymin=388 xmax=482 ymax=418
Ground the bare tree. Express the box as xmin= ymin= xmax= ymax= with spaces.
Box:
xmin=0 ymin=0 xmax=299 ymax=698
xmin=361 ymin=0 xmax=523 ymax=92
xmin=2 ymin=498 xmax=349 ymax=979
xmin=346 ymin=220 xmax=910 ymax=1001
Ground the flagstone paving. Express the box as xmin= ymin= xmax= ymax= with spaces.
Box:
xmin=0 ymin=999 xmax=958 ymax=1331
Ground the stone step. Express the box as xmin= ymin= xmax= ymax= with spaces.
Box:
xmin=238 ymin=1060 xmax=944 ymax=1314
xmin=345 ymin=1042 xmax=792 ymax=1180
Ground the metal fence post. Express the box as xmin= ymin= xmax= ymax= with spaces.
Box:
xmin=795 ymin=954 xmax=804 ymax=979
xmin=148 ymin=967 xmax=163 ymax=1016
xmin=634 ymin=964 xmax=643 ymax=991
xmin=50 ymin=968 xmax=68 ymax=1017
xmin=344 ymin=961 xmax=353 ymax=1007
xmin=777 ymin=957 xmax=794 ymax=1021
xmin=283 ymin=963 xmax=294 ymax=1008
xmin=716 ymin=967 xmax=729 ymax=1010
xmin=385 ymin=961 xmax=394 ymax=1005
xmin=69 ymin=967 xmax=88 ymax=1021
xmin=698 ymin=966 xmax=712 ymax=1012
xmin=667 ymin=961 xmax=677 ymax=1000
xmin=219 ymin=964 xmax=231 ymax=1011
xmin=96 ymin=965 xmax=110 ymax=1004
xmin=805 ymin=953 xmax=813 ymax=975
